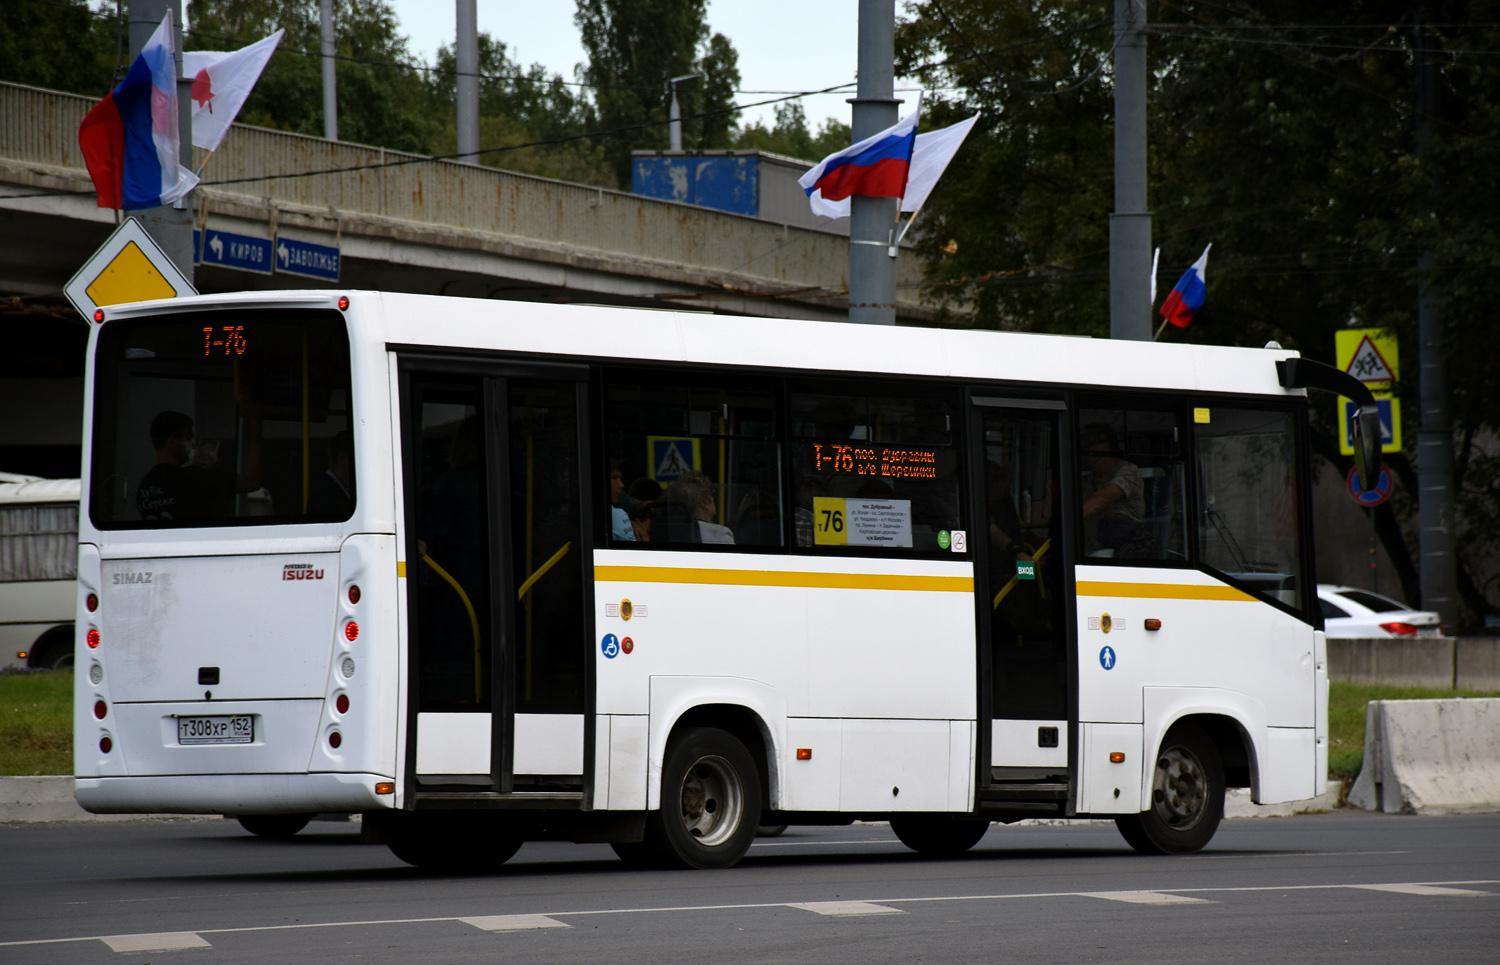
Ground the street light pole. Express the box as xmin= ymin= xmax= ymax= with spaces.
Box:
xmin=847 ymin=0 xmax=898 ymax=326
xmin=668 ymin=74 xmax=699 ymax=152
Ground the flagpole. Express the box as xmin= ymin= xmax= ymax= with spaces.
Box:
xmin=194 ymin=150 xmax=215 ymax=179
xmin=1153 ymin=318 xmax=1170 ymax=341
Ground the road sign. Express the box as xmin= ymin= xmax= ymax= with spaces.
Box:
xmin=275 ymin=237 xmax=340 ymax=281
xmin=1336 ymin=328 xmax=1399 ymax=386
xmin=1340 ymin=395 xmax=1402 ymax=456
xmin=197 ymin=228 xmax=273 ymax=275
xmin=648 ymin=437 xmax=700 ymax=482
xmin=65 ymin=217 xmax=196 ymax=321
xmin=1347 ymin=466 xmax=1393 ymax=507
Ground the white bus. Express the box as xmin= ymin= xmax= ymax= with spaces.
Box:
xmin=2 ymin=473 xmax=80 ymax=671
xmin=75 ymin=291 xmax=1378 ymax=868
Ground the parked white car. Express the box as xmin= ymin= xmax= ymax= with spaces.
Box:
xmin=1316 ymin=584 xmax=1443 ymax=638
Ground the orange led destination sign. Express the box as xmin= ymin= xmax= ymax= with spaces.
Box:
xmin=809 ymin=443 xmax=938 ymax=480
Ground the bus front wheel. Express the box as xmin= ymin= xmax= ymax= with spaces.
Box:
xmin=386 ymin=813 xmax=523 ymax=873
xmin=890 ymin=816 xmax=991 ymax=857
xmin=645 ymin=727 xmax=762 ymax=869
xmin=1115 ymin=723 xmax=1224 ymax=855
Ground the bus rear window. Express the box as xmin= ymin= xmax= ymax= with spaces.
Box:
xmin=90 ymin=310 xmax=354 ymax=529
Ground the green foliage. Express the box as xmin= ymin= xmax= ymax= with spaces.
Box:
xmin=733 ymin=102 xmax=851 ymax=162
xmin=575 ymin=0 xmax=743 ymax=187
xmin=0 ymin=669 xmax=73 ymax=777
xmin=0 ymin=0 xmax=121 ymax=97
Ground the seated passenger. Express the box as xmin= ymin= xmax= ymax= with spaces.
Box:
xmin=1080 ymin=423 xmax=1144 ymax=554
xmin=664 ymin=471 xmax=734 ymax=544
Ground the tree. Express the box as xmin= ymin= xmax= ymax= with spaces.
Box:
xmin=575 ymin=0 xmax=743 ymax=187
xmin=895 ymin=0 xmax=1500 ymax=627
xmin=0 ymin=0 xmax=123 ymax=97
xmin=733 ymin=101 xmax=851 ymax=162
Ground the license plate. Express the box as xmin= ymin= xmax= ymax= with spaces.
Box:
xmin=177 ymin=715 xmax=254 ymax=745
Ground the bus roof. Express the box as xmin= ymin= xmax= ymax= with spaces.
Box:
xmin=0 ymin=475 xmax=80 ymax=505
xmin=96 ymin=290 xmax=1304 ymax=399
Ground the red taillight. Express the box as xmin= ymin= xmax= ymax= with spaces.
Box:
xmin=344 ymin=621 xmax=359 ymax=641
xmin=337 ymin=295 xmax=349 ymax=311
xmin=94 ymin=700 xmax=107 ymax=719
xmin=335 ymin=694 xmax=349 ymax=714
xmin=87 ymin=629 xmax=100 ymax=649
xmin=99 ymin=735 xmax=112 ymax=753
xmin=329 ymin=731 xmax=342 ymax=749
xmin=93 ymin=308 xmax=105 ymax=322
xmin=347 ymin=584 xmax=361 ymax=605
xmin=1380 ymin=622 xmax=1419 ymax=636
xmin=86 ymin=593 xmax=98 ymax=612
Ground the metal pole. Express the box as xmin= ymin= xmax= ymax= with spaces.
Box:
xmin=1109 ymin=0 xmax=1151 ymax=340
xmin=126 ymin=0 xmax=193 ymax=279
xmin=848 ymin=0 xmax=898 ymax=326
xmin=668 ymin=74 xmax=698 ymax=153
xmin=320 ymin=0 xmax=337 ymax=141
xmin=455 ymin=0 xmax=480 ymax=164
xmin=1414 ymin=6 xmax=1457 ymax=628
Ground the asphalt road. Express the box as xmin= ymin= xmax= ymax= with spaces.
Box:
xmin=1 ymin=811 xmax=1496 ymax=964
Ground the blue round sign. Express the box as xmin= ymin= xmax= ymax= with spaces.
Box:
xmin=1099 ymin=646 xmax=1117 ymax=671
xmin=1346 ymin=467 xmax=1392 ymax=508
xmin=601 ymin=633 xmax=620 ymax=659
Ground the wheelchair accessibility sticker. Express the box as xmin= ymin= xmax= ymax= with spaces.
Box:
xmin=601 ymin=633 xmax=620 ymax=659
xmin=1099 ymin=646 xmax=1117 ymax=670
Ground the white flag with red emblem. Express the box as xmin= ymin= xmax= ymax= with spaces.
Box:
xmin=182 ymin=29 xmax=284 ymax=152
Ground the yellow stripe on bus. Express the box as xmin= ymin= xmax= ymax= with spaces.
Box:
xmin=594 ymin=565 xmax=973 ymax=594
xmin=1075 ymin=581 xmax=1257 ymax=602
xmin=397 ymin=560 xmax=407 ymax=578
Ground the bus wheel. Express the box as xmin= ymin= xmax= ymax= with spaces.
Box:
xmin=386 ymin=813 xmax=523 ymax=873
xmin=236 ymin=813 xmax=314 ymax=838
xmin=28 ymin=625 xmax=74 ymax=671
xmin=1115 ymin=724 xmax=1224 ymax=855
xmin=890 ymin=816 xmax=991 ymax=857
xmin=647 ymin=727 xmax=762 ymax=869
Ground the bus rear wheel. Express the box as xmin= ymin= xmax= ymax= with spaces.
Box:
xmin=643 ymin=727 xmax=761 ymax=869
xmin=236 ymin=813 xmax=314 ymax=838
xmin=890 ymin=816 xmax=991 ymax=857
xmin=1115 ymin=723 xmax=1224 ymax=855
xmin=386 ymin=812 xmax=523 ymax=873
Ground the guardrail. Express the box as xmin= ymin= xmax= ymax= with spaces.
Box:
xmin=1327 ymin=637 xmax=1500 ymax=691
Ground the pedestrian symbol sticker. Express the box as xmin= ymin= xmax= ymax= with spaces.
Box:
xmin=601 ymin=633 xmax=620 ymax=659
xmin=1099 ymin=646 xmax=1117 ymax=670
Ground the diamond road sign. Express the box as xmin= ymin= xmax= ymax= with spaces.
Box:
xmin=275 ymin=237 xmax=340 ymax=281
xmin=65 ymin=217 xmax=196 ymax=321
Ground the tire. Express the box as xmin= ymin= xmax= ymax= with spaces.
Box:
xmin=1115 ymin=723 xmax=1225 ymax=855
xmin=890 ymin=816 xmax=991 ymax=857
xmin=756 ymin=824 xmax=789 ymax=837
xmin=644 ymin=726 xmax=762 ymax=869
xmin=236 ymin=813 xmax=314 ymax=838
xmin=385 ymin=812 xmax=523 ymax=873
xmin=28 ymin=625 xmax=74 ymax=671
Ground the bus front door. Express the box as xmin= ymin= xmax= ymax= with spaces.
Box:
xmin=971 ymin=398 xmax=1075 ymax=799
xmin=403 ymin=366 xmax=590 ymax=797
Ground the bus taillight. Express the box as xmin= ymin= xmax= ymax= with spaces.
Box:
xmin=94 ymin=700 xmax=107 ymax=719
xmin=329 ymin=731 xmax=342 ymax=749
xmin=86 ymin=593 xmax=98 ymax=612
xmin=86 ymin=629 xmax=100 ymax=649
xmin=335 ymin=694 xmax=349 ymax=714
xmin=344 ymin=621 xmax=359 ymax=641
xmin=348 ymin=584 xmax=361 ymax=605
xmin=99 ymin=735 xmax=112 ymax=753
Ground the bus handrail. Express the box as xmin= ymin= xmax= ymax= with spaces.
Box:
xmin=516 ymin=542 xmax=572 ymax=602
xmin=421 ymin=553 xmax=483 ymax=703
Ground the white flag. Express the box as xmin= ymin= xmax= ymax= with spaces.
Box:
xmin=806 ymin=113 xmax=980 ymax=220
xmin=183 ymin=29 xmax=284 ymax=152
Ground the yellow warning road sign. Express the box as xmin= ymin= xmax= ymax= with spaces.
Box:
xmin=1335 ymin=328 xmax=1398 ymax=387
xmin=65 ymin=218 xmax=196 ymax=321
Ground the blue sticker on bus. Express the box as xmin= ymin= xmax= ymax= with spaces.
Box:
xmin=601 ymin=633 xmax=620 ymax=659
xmin=1099 ymin=646 xmax=1116 ymax=670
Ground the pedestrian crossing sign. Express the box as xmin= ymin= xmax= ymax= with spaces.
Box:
xmin=648 ymin=437 xmax=700 ymax=483
xmin=1340 ymin=394 xmax=1401 ymax=456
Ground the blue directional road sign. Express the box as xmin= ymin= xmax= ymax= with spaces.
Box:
xmin=275 ymin=237 xmax=341 ymax=281
xmin=196 ymin=228 xmax=274 ymax=275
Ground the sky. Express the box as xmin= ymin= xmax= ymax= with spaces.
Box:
xmin=384 ymin=0 xmax=871 ymax=131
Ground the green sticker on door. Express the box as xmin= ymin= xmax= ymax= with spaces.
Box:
xmin=1015 ymin=560 xmax=1036 ymax=580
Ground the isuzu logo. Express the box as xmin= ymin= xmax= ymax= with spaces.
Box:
xmin=282 ymin=563 xmax=325 ymax=581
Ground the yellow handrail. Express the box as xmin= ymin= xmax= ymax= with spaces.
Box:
xmin=517 ymin=542 xmax=572 ymax=601
xmin=421 ymin=553 xmax=483 ymax=703
xmin=992 ymin=538 xmax=1053 ymax=609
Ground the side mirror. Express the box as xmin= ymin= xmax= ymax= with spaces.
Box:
xmin=1351 ymin=403 xmax=1383 ymax=493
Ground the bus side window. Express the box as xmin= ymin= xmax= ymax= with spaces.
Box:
xmin=1076 ymin=402 xmax=1186 ymax=562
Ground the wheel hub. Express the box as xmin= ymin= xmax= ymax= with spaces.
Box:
xmin=1154 ymin=746 xmax=1207 ymax=829
xmin=678 ymin=755 xmax=743 ymax=847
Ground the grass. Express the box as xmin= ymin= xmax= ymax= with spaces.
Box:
xmin=0 ymin=668 xmax=73 ymax=776
xmin=1327 ymin=682 xmax=1500 ymax=794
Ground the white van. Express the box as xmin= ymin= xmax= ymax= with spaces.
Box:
xmin=0 ymin=473 xmax=80 ymax=670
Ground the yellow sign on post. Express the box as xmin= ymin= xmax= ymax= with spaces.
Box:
xmin=65 ymin=217 xmax=196 ymax=321
xmin=1335 ymin=327 xmax=1401 ymax=456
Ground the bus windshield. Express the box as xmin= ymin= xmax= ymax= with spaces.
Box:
xmin=90 ymin=309 xmax=354 ymax=529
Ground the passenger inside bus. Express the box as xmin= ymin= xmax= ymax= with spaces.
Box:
xmin=662 ymin=471 xmax=734 ymax=544
xmin=136 ymin=409 xmax=262 ymax=522
xmin=1080 ymin=422 xmax=1145 ymax=555
xmin=306 ymin=430 xmax=354 ymax=517
xmin=627 ymin=478 xmax=661 ymax=541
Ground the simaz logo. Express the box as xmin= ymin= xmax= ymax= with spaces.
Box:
xmin=283 ymin=563 xmax=325 ymax=581
xmin=112 ymin=572 xmax=152 ymax=585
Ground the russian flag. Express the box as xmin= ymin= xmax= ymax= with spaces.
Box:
xmin=798 ymin=103 xmax=920 ymax=215
xmin=78 ymin=10 xmax=198 ymax=210
xmin=1159 ymin=244 xmax=1211 ymax=329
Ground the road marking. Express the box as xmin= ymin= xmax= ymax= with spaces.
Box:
xmin=1082 ymin=891 xmax=1213 ymax=905
xmin=462 ymin=915 xmax=571 ymax=931
xmin=789 ymin=901 xmax=904 ymax=916
xmin=6 ymin=880 xmax=1495 ymax=951
xmin=752 ymin=839 xmax=898 ymax=848
xmin=1348 ymin=883 xmax=1491 ymax=897
xmin=101 ymin=932 xmax=211 ymax=952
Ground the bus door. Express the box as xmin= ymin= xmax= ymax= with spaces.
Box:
xmin=401 ymin=363 xmax=590 ymax=797
xmin=970 ymin=396 xmax=1076 ymax=800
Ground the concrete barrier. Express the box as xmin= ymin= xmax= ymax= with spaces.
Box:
xmin=1458 ymin=637 xmax=1500 ymax=692
xmin=1328 ymin=636 xmax=1500 ymax=691
xmin=1348 ymin=698 xmax=1500 ymax=814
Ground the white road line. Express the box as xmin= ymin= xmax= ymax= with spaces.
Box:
xmin=5 ymin=880 xmax=1495 ymax=951
xmin=1348 ymin=883 xmax=1492 ymax=897
xmin=1081 ymin=891 xmax=1214 ymax=905
xmin=788 ymin=901 xmax=904 ymax=916
xmin=462 ymin=915 xmax=572 ymax=931
xmin=751 ymin=839 xmax=899 ymax=848
xmin=101 ymin=932 xmax=211 ymax=953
